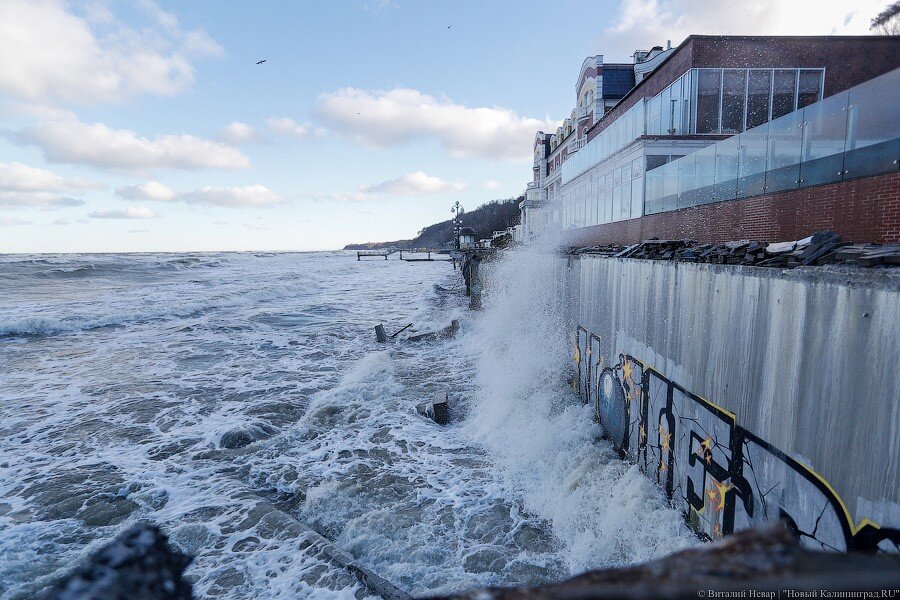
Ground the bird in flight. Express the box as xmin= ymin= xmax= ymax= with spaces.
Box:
xmin=447 ymin=25 xmax=451 ymax=28
xmin=256 ymin=59 xmax=266 ymax=65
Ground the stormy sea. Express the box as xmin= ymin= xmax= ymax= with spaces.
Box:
xmin=0 ymin=251 xmax=695 ymax=599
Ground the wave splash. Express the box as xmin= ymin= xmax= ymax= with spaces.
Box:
xmin=462 ymin=239 xmax=697 ymax=573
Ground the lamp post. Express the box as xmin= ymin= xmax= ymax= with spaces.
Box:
xmin=451 ymin=201 xmax=464 ymax=249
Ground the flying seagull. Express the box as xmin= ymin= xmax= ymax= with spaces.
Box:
xmin=256 ymin=59 xmax=266 ymax=65
xmin=447 ymin=25 xmax=451 ymax=28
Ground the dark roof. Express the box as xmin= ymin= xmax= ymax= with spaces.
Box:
xmin=459 ymin=227 xmax=476 ymax=235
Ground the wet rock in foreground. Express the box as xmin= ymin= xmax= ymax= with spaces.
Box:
xmin=42 ymin=523 xmax=192 ymax=600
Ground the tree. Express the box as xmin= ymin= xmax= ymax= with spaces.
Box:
xmin=871 ymin=1 xmax=900 ymax=35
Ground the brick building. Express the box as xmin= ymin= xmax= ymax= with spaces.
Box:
xmin=519 ymin=35 xmax=900 ymax=245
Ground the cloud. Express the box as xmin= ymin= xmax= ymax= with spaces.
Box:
xmin=0 ymin=0 xmax=223 ymax=106
xmin=315 ymin=87 xmax=559 ymax=161
xmin=304 ymin=171 xmax=467 ymax=202
xmin=15 ymin=118 xmax=251 ymax=171
xmin=218 ymin=121 xmax=259 ymax=145
xmin=114 ymin=181 xmax=285 ymax=208
xmin=360 ymin=171 xmax=466 ymax=196
xmin=89 ymin=206 xmax=158 ymax=219
xmin=181 ymin=185 xmax=285 ymax=208
xmin=361 ymin=0 xmax=400 ymax=14
xmin=115 ymin=181 xmax=177 ymax=202
xmin=266 ymin=117 xmax=326 ymax=140
xmin=51 ymin=218 xmax=69 ymax=225
xmin=597 ymin=0 xmax=887 ymax=61
xmin=0 ymin=216 xmax=33 ymax=226
xmin=0 ymin=161 xmax=98 ymax=207
xmin=482 ymin=180 xmax=501 ymax=190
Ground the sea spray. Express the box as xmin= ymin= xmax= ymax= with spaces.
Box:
xmin=462 ymin=240 xmax=697 ymax=574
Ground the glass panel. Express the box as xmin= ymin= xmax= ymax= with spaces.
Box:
xmin=681 ymin=71 xmax=693 ymax=133
xmin=696 ymin=69 xmax=722 ymax=133
xmin=799 ymin=89 xmax=848 ymax=187
xmin=772 ymin=69 xmax=796 ymax=119
xmin=660 ymin=85 xmax=672 ymax=135
xmin=677 ymin=152 xmax=697 ymax=208
xmin=845 ymin=68 xmax=900 ymax=178
xmin=662 ymin=161 xmax=678 ymax=211
xmin=645 ymin=165 xmax=665 ymax=214
xmin=722 ymin=69 xmax=747 ymax=133
xmin=620 ymin=178 xmax=632 ymax=220
xmin=746 ymin=70 xmax=771 ymax=129
xmin=631 ymin=158 xmax=644 ymax=217
xmin=604 ymin=179 xmax=613 ymax=222
xmin=670 ymin=77 xmax=683 ymax=134
xmin=611 ymin=184 xmax=622 ymax=220
xmin=648 ymin=95 xmax=661 ymax=135
xmin=715 ymin=134 xmax=740 ymax=201
xmin=738 ymin=120 xmax=769 ymax=197
xmin=766 ymin=108 xmax=803 ymax=192
xmin=695 ymin=143 xmax=717 ymax=204
xmin=797 ymin=70 xmax=822 ymax=109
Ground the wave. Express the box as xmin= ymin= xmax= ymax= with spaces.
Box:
xmin=462 ymin=241 xmax=698 ymax=573
xmin=0 ymin=304 xmax=215 ymax=337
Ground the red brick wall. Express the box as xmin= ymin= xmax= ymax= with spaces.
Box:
xmin=564 ymin=172 xmax=900 ymax=246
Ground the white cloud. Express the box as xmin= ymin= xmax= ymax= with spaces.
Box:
xmin=0 ymin=0 xmax=223 ymax=106
xmin=315 ymin=87 xmax=559 ymax=161
xmin=0 ymin=161 xmax=101 ymax=192
xmin=114 ymin=181 xmax=285 ymax=208
xmin=482 ymin=180 xmax=501 ymax=190
xmin=266 ymin=117 xmax=326 ymax=140
xmin=361 ymin=0 xmax=400 ymax=15
xmin=218 ymin=121 xmax=258 ymax=145
xmin=89 ymin=206 xmax=158 ymax=219
xmin=0 ymin=161 xmax=99 ymax=208
xmin=0 ymin=216 xmax=33 ymax=226
xmin=598 ymin=0 xmax=887 ymax=61
xmin=360 ymin=171 xmax=466 ymax=196
xmin=15 ymin=118 xmax=251 ymax=171
xmin=181 ymin=185 xmax=285 ymax=208
xmin=116 ymin=181 xmax=177 ymax=202
xmin=52 ymin=218 xmax=70 ymax=225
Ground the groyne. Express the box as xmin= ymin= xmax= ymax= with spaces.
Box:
xmin=568 ymin=254 xmax=899 ymax=553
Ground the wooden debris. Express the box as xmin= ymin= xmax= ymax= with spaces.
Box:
xmin=572 ymin=231 xmax=900 ymax=270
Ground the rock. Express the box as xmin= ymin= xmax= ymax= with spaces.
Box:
xmin=430 ymin=522 xmax=900 ymax=599
xmin=42 ymin=522 xmax=192 ymax=600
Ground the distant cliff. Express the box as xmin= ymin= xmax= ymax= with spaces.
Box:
xmin=343 ymin=198 xmax=520 ymax=250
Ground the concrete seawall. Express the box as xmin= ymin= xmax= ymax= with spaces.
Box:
xmin=568 ymin=255 xmax=899 ymax=552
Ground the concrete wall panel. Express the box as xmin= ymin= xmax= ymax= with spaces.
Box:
xmin=570 ymin=255 xmax=899 ymax=551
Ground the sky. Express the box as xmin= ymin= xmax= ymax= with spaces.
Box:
xmin=0 ymin=0 xmax=891 ymax=253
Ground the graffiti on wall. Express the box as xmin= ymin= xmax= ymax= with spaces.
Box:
xmin=573 ymin=327 xmax=899 ymax=554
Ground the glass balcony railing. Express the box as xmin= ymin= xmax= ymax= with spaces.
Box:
xmin=562 ymin=100 xmax=646 ymax=183
xmin=645 ymin=68 xmax=900 ymax=215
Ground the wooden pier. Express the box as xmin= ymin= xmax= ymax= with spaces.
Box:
xmin=356 ymin=248 xmax=455 ymax=262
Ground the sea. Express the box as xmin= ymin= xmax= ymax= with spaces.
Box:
xmin=0 ymin=250 xmax=696 ymax=599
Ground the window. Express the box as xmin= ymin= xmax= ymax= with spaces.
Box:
xmin=746 ymin=70 xmax=772 ymax=129
xmin=798 ymin=70 xmax=823 ymax=108
xmin=696 ymin=69 xmax=722 ymax=133
xmin=721 ymin=69 xmax=747 ymax=133
xmin=772 ymin=70 xmax=796 ymax=119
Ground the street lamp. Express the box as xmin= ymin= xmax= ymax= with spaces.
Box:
xmin=451 ymin=201 xmax=464 ymax=249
